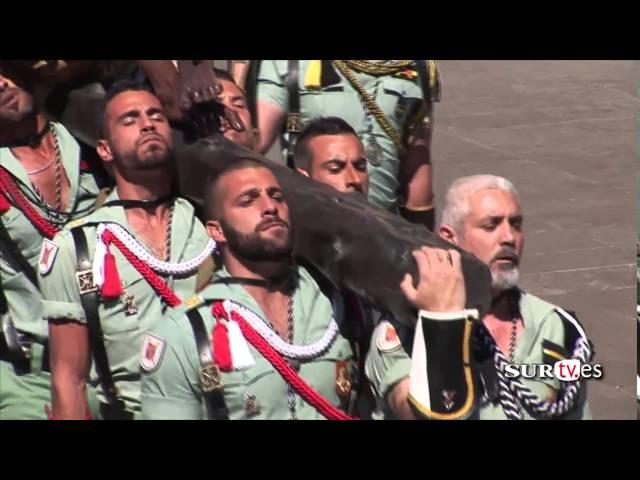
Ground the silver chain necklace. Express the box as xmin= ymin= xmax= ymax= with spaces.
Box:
xmin=265 ymin=294 xmax=298 ymax=419
xmin=506 ymin=291 xmax=519 ymax=362
xmin=28 ymin=127 xmax=69 ymax=227
xmin=160 ymin=202 xmax=175 ymax=313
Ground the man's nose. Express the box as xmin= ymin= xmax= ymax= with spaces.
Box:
xmin=259 ymin=196 xmax=279 ymax=216
xmin=140 ymin=114 xmax=157 ymax=133
xmin=344 ymin=165 xmax=362 ymax=190
xmin=499 ymin=222 xmax=517 ymax=245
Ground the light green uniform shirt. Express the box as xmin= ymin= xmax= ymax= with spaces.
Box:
xmin=258 ymin=60 xmax=427 ymax=212
xmin=365 ymin=291 xmax=592 ymax=420
xmin=1 ymin=122 xmax=99 ymax=340
xmin=38 ymin=190 xmax=210 ymax=415
xmin=141 ymin=265 xmax=358 ymax=420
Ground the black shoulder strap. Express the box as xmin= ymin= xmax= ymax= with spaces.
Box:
xmin=186 ymin=307 xmax=229 ymax=420
xmin=70 ymin=227 xmax=124 ymax=411
xmin=285 ymin=60 xmax=301 ymax=170
xmin=0 ymin=219 xmax=38 ymax=287
xmin=0 ymin=268 xmax=8 ymax=316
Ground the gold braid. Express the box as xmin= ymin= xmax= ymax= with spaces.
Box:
xmin=333 ymin=60 xmax=406 ymax=155
xmin=343 ymin=60 xmax=415 ymax=76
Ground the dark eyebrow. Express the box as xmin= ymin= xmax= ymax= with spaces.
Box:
xmin=322 ymin=158 xmax=347 ymax=166
xmin=234 ymin=187 xmax=260 ymax=202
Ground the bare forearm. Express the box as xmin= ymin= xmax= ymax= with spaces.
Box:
xmin=135 ymin=60 xmax=181 ymax=122
xmin=51 ymin=375 xmax=89 ymax=419
xmin=387 ymin=379 xmax=417 ymax=420
xmin=49 ymin=320 xmax=91 ymax=419
xmin=401 ymin=123 xmax=434 ymax=209
xmin=400 ymin=140 xmax=435 ymax=230
xmin=404 ymin=163 xmax=434 ymax=209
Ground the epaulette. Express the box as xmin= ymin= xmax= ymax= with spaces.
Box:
xmin=65 ymin=218 xmax=88 ymax=230
xmin=183 ymin=294 xmax=205 ymax=312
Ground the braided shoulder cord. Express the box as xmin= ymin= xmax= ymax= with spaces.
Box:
xmin=476 ymin=325 xmax=592 ymax=420
xmin=332 ymin=60 xmax=406 ymax=155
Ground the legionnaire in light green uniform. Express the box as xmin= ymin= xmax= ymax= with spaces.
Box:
xmin=1 ymin=64 xmax=103 ymax=419
xmin=141 ymin=266 xmax=359 ymax=420
xmin=141 ymin=160 xmax=363 ymax=420
xmin=365 ymin=175 xmax=593 ymax=420
xmin=255 ymin=60 xmax=441 ymax=230
xmin=39 ymin=191 xmax=211 ymax=419
xmin=38 ymin=82 xmax=213 ymax=420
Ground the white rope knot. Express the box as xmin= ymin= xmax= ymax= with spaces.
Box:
xmin=222 ymin=299 xmax=339 ymax=360
xmin=91 ymin=223 xmax=216 ymax=288
xmin=92 ymin=224 xmax=108 ymax=288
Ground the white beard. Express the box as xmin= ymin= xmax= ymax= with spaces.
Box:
xmin=491 ymin=267 xmax=520 ymax=292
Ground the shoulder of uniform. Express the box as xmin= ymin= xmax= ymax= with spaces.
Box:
xmin=165 ymin=295 xmax=212 ymax=340
xmin=175 ymin=195 xmax=195 ymax=210
xmin=51 ymin=121 xmax=73 ymax=137
xmin=521 ymin=291 xmax=577 ymax=333
xmin=519 ymin=291 xmax=559 ymax=327
xmin=520 ymin=291 xmax=558 ymax=315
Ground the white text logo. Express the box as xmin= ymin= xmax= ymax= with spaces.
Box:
xmin=504 ymin=360 xmax=603 ymax=382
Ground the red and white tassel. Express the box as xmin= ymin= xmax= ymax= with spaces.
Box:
xmin=92 ymin=225 xmax=123 ymax=299
xmin=211 ymin=302 xmax=255 ymax=372
xmin=212 ymin=320 xmax=233 ymax=371
xmin=101 ymin=247 xmax=123 ymax=299
xmin=227 ymin=320 xmax=255 ymax=370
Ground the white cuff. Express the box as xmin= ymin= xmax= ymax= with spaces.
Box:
xmin=418 ymin=308 xmax=479 ymax=321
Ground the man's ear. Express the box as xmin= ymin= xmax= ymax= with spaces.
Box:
xmin=96 ymin=139 xmax=114 ymax=165
xmin=296 ymin=168 xmax=310 ymax=178
xmin=206 ymin=220 xmax=226 ymax=245
xmin=439 ymin=224 xmax=459 ymax=245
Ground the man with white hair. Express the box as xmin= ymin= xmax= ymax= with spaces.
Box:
xmin=365 ymin=174 xmax=593 ymax=420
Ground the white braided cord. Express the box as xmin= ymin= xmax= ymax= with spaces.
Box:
xmin=222 ymin=299 xmax=339 ymax=360
xmin=95 ymin=223 xmax=216 ymax=277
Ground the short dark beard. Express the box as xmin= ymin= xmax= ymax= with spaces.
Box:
xmin=117 ymin=144 xmax=176 ymax=173
xmin=220 ymin=217 xmax=293 ymax=262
